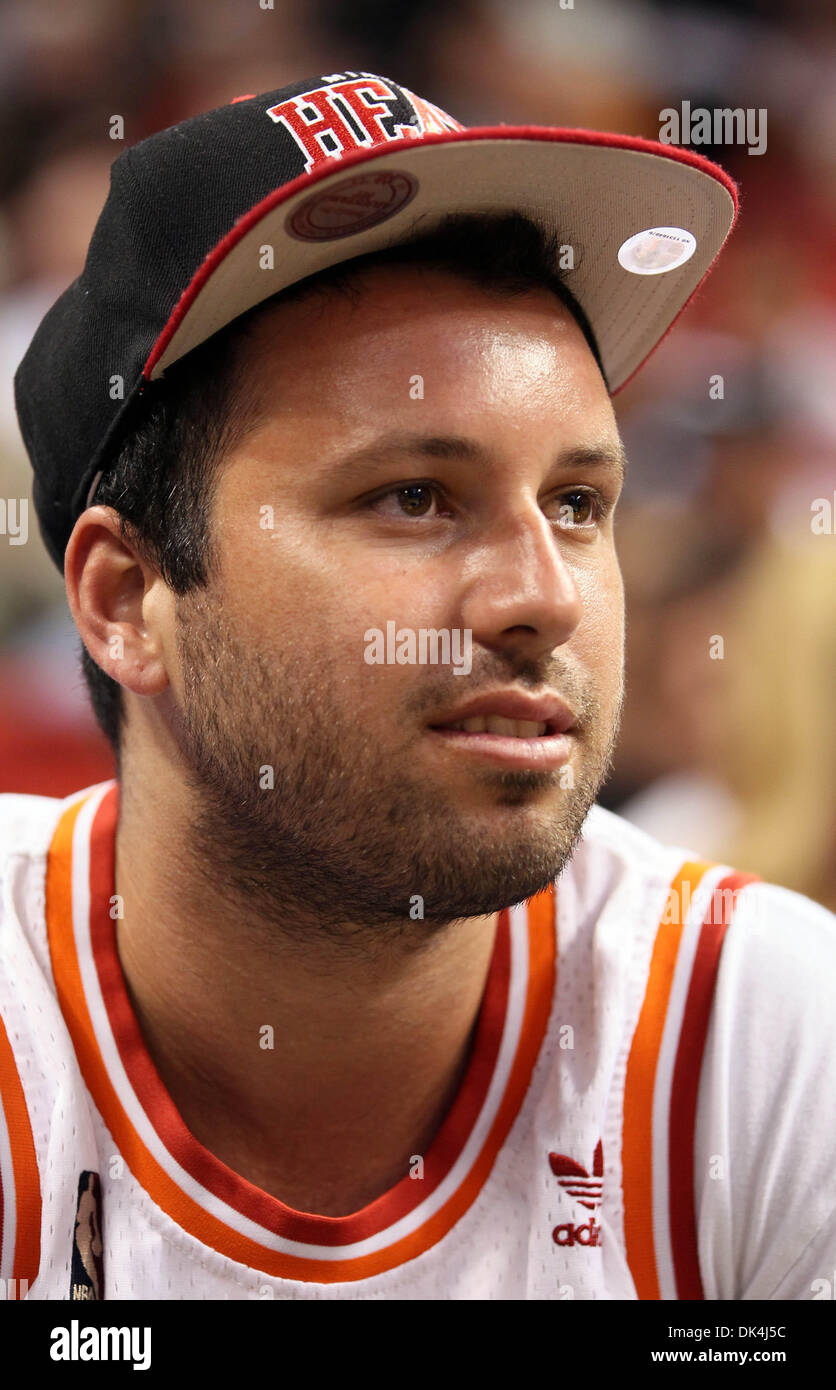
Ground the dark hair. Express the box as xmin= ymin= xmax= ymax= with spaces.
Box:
xmin=81 ymin=211 xmax=606 ymax=759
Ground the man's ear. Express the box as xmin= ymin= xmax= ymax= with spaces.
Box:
xmin=64 ymin=505 xmax=174 ymax=698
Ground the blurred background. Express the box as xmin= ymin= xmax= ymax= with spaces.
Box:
xmin=0 ymin=0 xmax=834 ymax=908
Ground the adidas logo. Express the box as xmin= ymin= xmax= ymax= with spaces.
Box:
xmin=549 ymin=1140 xmax=604 ymax=1248
xmin=549 ymin=1138 xmax=603 ymax=1210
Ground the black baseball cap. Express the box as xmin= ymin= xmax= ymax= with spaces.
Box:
xmin=14 ymin=70 xmax=739 ymax=572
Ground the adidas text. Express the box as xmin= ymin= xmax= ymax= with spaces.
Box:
xmin=552 ymin=1218 xmax=602 ymax=1247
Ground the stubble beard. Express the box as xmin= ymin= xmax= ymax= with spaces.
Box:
xmin=172 ymin=594 xmax=624 ymax=950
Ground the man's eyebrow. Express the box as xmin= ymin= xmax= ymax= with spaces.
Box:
xmin=327 ymin=433 xmax=628 ymax=484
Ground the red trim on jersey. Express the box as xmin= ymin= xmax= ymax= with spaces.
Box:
xmin=668 ymin=871 xmax=759 ymax=1299
xmin=143 ymin=124 xmax=738 ymax=388
xmin=46 ymin=783 xmax=557 ymax=1279
xmin=89 ymin=784 xmax=511 ymax=1244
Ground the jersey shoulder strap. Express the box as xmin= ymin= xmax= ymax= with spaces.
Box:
xmin=620 ymin=858 xmax=759 ymax=1300
xmin=0 ymin=790 xmax=75 ymax=1302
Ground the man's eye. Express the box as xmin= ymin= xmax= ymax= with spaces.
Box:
xmin=365 ymin=484 xmax=608 ymax=527
xmin=369 ymin=483 xmax=444 ymax=519
xmin=551 ymin=489 xmax=606 ymax=530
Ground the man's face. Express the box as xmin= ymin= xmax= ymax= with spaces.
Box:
xmin=166 ymin=265 xmax=626 ymax=934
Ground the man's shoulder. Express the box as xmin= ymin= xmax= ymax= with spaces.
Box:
xmin=713 ymin=875 xmax=836 ymax=1018
xmin=576 ymin=803 xmax=836 ymax=992
xmin=0 ymin=788 xmax=66 ymax=858
xmin=0 ymin=781 xmax=112 ymax=984
xmin=580 ymin=802 xmax=836 ymax=920
xmin=0 ymin=786 xmax=105 ymax=1296
xmin=583 ymin=808 xmax=836 ymax=1300
xmin=0 ymin=781 xmax=110 ymax=870
xmin=694 ymin=877 xmax=836 ymax=1298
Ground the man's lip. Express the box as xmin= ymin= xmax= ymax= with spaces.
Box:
xmin=428 ymin=690 xmax=577 ymax=735
xmin=428 ymin=727 xmax=573 ymax=771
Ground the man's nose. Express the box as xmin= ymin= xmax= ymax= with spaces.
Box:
xmin=458 ymin=501 xmax=584 ymax=663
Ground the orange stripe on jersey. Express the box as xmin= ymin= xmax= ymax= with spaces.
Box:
xmin=621 ymin=861 xmax=712 ymax=1300
xmin=46 ymin=786 xmax=557 ymax=1283
xmin=668 ymin=871 xmax=759 ymax=1299
xmin=0 ymin=1002 xmax=43 ymax=1291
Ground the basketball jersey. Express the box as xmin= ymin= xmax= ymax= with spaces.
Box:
xmin=1 ymin=778 xmax=835 ymax=1300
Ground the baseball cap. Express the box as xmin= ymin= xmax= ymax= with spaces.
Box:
xmin=14 ymin=70 xmax=739 ymax=572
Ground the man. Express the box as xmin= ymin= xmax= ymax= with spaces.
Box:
xmin=3 ymin=71 xmax=834 ymax=1300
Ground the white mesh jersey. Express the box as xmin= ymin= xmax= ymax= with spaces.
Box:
xmin=1 ymin=778 xmax=835 ymax=1301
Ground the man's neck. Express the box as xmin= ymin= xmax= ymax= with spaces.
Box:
xmin=112 ymin=786 xmax=499 ymax=1216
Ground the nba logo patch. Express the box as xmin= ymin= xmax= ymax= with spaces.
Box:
xmin=70 ymin=1171 xmax=104 ymax=1300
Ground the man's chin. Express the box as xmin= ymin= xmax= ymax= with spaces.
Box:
xmin=405 ymin=809 xmax=593 ymax=924
xmin=414 ymin=877 xmax=558 ymax=926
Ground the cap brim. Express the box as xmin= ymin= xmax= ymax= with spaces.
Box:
xmin=145 ymin=126 xmax=738 ymax=394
